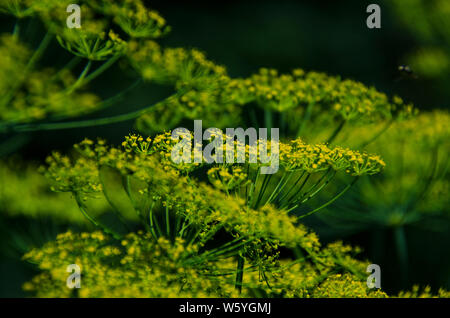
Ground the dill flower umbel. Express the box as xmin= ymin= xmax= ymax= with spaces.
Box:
xmin=135 ymin=66 xmax=416 ymax=142
xmin=34 ymin=132 xmax=389 ymax=296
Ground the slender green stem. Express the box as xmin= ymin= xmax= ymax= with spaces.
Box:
xmin=246 ymin=166 xmax=260 ymax=207
xmin=327 ymin=120 xmax=346 ymax=144
xmin=406 ymin=147 xmax=438 ymax=211
xmin=165 ymin=205 xmax=170 ymax=237
xmin=299 ymin=169 xmax=331 ymax=199
xmin=235 ymin=254 xmax=245 ymax=293
xmin=13 ymin=20 xmax=20 ymax=38
xmin=8 ymin=93 xmax=176 ymax=132
xmin=202 ymin=238 xmax=246 ymax=260
xmin=65 ymin=60 xmax=92 ymax=94
xmin=296 ymin=102 xmax=314 ymax=137
xmin=280 ymin=172 xmax=311 ymax=210
xmin=187 ymin=228 xmax=203 ymax=247
xmin=248 ymin=107 xmax=259 ymax=129
xmin=89 ymin=79 xmax=142 ymax=112
xmin=264 ymin=109 xmax=273 ymax=136
xmin=27 ymin=78 xmax=142 ymax=125
xmin=26 ymin=32 xmax=53 ymax=71
xmin=294 ymin=177 xmax=359 ymax=217
xmin=299 ymin=170 xmax=336 ymax=204
xmin=151 ymin=209 xmax=163 ymax=238
xmin=98 ymin=171 xmax=132 ymax=231
xmin=82 ymin=54 xmax=121 ymax=86
xmin=74 ymin=193 xmax=122 ymax=240
xmin=178 ymin=218 xmax=190 ymax=238
xmin=277 ymin=170 xmax=305 ymax=203
xmin=148 ymin=202 xmax=158 ymax=240
xmin=51 ymin=56 xmax=82 ymax=80
xmin=264 ymin=171 xmax=293 ymax=206
xmin=253 ymin=173 xmax=271 ymax=209
xmin=359 ymin=119 xmax=394 ymax=149
xmin=394 ymin=226 xmax=408 ymax=286
xmin=2 ymin=32 xmax=53 ymax=107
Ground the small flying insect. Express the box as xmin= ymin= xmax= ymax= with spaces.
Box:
xmin=395 ymin=65 xmax=418 ymax=82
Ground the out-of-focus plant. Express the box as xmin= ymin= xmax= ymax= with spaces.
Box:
xmin=0 ymin=159 xmax=115 ymax=257
xmin=314 ymin=110 xmax=450 ymax=286
xmin=0 ymin=0 xmax=232 ymax=154
xmin=0 ymin=160 xmax=110 ymax=224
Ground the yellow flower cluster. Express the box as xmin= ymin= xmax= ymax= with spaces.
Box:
xmin=100 ymin=0 xmax=170 ymax=39
xmin=281 ymin=139 xmax=385 ymax=176
xmin=2 ymin=0 xmax=168 ymax=60
xmin=0 ymin=35 xmax=99 ymax=123
xmin=122 ymin=134 xmax=152 ymax=154
xmin=136 ymin=86 xmax=242 ymax=135
xmin=41 ymin=135 xmax=326 ymax=249
xmin=21 ymin=230 xmax=391 ymax=298
xmin=207 ymin=166 xmax=249 ymax=191
xmin=396 ymin=285 xmax=450 ymax=298
xmin=127 ymin=40 xmax=227 ymax=86
xmin=125 ymin=131 xmax=385 ymax=177
xmin=22 ymin=230 xmax=240 ymax=297
xmin=44 ymin=151 xmax=102 ymax=195
xmin=311 ymin=273 xmax=386 ymax=298
xmin=42 ymin=133 xmax=386 ymax=248
xmin=227 ymin=68 xmax=415 ymax=122
xmin=24 ymin=229 xmax=446 ymax=298
xmin=0 ymin=160 xmax=108 ymax=224
xmin=135 ymin=65 xmax=416 ymax=137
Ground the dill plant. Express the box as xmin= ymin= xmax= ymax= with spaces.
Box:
xmin=0 ymin=0 xmax=447 ymax=298
xmin=25 ymin=132 xmax=388 ymax=297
